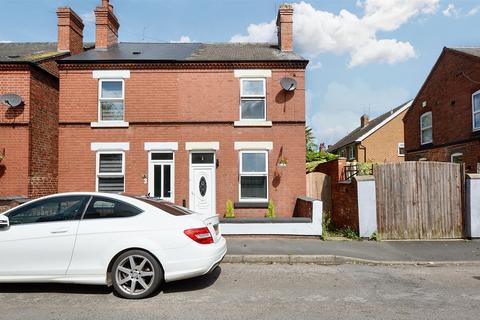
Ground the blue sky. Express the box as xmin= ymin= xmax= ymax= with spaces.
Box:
xmin=1 ymin=0 xmax=479 ymax=145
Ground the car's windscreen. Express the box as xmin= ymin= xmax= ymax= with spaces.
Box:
xmin=132 ymin=197 xmax=193 ymax=216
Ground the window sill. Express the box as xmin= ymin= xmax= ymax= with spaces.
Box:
xmin=234 ymin=120 xmax=272 ymax=127
xmin=91 ymin=121 xmax=129 ymax=128
xmin=234 ymin=201 xmax=269 ymax=209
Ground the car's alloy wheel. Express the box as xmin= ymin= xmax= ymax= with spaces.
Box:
xmin=112 ymin=250 xmax=162 ymax=299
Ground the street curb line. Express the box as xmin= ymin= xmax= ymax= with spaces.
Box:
xmin=222 ymin=255 xmax=480 ymax=266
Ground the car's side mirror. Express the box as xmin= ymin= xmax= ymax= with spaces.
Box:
xmin=0 ymin=215 xmax=9 ymax=230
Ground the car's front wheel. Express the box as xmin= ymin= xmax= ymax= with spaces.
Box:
xmin=111 ymin=250 xmax=163 ymax=299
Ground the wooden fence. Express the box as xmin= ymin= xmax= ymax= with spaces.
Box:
xmin=374 ymin=162 xmax=464 ymax=239
xmin=306 ymin=172 xmax=331 ymax=214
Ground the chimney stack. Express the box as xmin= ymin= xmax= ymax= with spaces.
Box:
xmin=94 ymin=0 xmax=120 ymax=49
xmin=361 ymin=114 xmax=369 ymax=128
xmin=276 ymin=4 xmax=294 ymax=52
xmin=56 ymin=7 xmax=84 ymax=55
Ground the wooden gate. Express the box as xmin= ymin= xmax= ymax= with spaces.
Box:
xmin=374 ymin=162 xmax=464 ymax=239
xmin=306 ymin=172 xmax=331 ymax=214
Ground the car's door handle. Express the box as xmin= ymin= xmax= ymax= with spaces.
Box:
xmin=50 ymin=229 xmax=69 ymax=234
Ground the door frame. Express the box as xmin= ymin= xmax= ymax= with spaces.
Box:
xmin=189 ymin=151 xmax=216 ymax=215
xmin=148 ymin=151 xmax=175 ymax=202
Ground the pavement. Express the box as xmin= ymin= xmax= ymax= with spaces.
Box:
xmin=224 ymin=236 xmax=480 ymax=265
xmin=1 ymin=264 xmax=479 ymax=319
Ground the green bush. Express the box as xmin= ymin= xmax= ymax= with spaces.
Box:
xmin=265 ymin=200 xmax=276 ymax=218
xmin=225 ymin=200 xmax=235 ymax=218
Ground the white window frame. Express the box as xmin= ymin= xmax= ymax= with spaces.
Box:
xmin=451 ymin=152 xmax=463 ymax=163
xmin=420 ymin=112 xmax=433 ymax=145
xmin=398 ymin=143 xmax=405 ymax=157
xmin=239 ymin=78 xmax=267 ymax=121
xmin=348 ymin=145 xmax=355 ymax=160
xmin=239 ymin=150 xmax=269 ymax=202
xmin=96 ymin=151 xmax=125 ymax=193
xmin=98 ymin=79 xmax=125 ymax=123
xmin=472 ymin=90 xmax=480 ymax=131
xmin=148 ymin=151 xmax=175 ymax=202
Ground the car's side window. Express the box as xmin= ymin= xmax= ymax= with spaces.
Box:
xmin=6 ymin=196 xmax=90 ymax=226
xmin=83 ymin=197 xmax=143 ymax=220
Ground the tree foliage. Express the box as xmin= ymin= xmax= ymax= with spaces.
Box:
xmin=305 ymin=126 xmax=338 ymax=172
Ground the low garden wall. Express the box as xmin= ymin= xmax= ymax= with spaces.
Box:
xmin=220 ymin=197 xmax=323 ymax=236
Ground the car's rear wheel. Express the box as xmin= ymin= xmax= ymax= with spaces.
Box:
xmin=111 ymin=250 xmax=163 ymax=299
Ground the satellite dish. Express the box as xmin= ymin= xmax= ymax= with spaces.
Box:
xmin=0 ymin=94 xmax=23 ymax=108
xmin=280 ymin=77 xmax=297 ymax=91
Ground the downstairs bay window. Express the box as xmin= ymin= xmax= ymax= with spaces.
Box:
xmin=239 ymin=151 xmax=268 ymax=202
xmin=96 ymin=152 xmax=125 ymax=193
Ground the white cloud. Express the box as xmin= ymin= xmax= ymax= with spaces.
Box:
xmin=307 ymin=79 xmax=410 ymax=145
xmin=170 ymin=36 xmax=192 ymax=43
xmin=230 ymin=0 xmax=439 ymax=67
xmin=308 ymin=61 xmax=322 ymax=70
xmin=80 ymin=12 xmax=95 ymax=24
xmin=467 ymin=5 xmax=480 ymax=16
xmin=442 ymin=4 xmax=460 ymax=17
xmin=0 ymin=40 xmax=12 ymax=43
xmin=230 ymin=21 xmax=276 ymax=43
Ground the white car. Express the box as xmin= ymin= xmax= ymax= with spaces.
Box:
xmin=0 ymin=192 xmax=227 ymax=299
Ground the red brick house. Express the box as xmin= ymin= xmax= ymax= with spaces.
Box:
xmin=0 ymin=7 xmax=87 ymax=200
xmin=57 ymin=1 xmax=308 ymax=217
xmin=404 ymin=47 xmax=480 ymax=173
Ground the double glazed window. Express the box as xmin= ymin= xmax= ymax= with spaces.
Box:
xmin=240 ymin=79 xmax=266 ymax=121
xmin=97 ymin=152 xmax=125 ymax=193
xmin=149 ymin=152 xmax=174 ymax=201
xmin=99 ymin=80 xmax=124 ymax=121
xmin=348 ymin=146 xmax=355 ymax=160
xmin=398 ymin=143 xmax=405 ymax=156
xmin=473 ymin=91 xmax=480 ymax=131
xmin=420 ymin=112 xmax=433 ymax=145
xmin=239 ymin=151 xmax=268 ymax=201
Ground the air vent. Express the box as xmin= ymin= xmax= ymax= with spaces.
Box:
xmin=132 ymin=51 xmax=141 ymax=55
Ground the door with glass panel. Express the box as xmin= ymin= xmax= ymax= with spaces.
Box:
xmin=189 ymin=152 xmax=216 ymax=216
xmin=148 ymin=152 xmax=174 ymax=202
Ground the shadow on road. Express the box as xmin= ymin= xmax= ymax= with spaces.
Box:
xmin=0 ymin=283 xmax=112 ymax=295
xmin=162 ymin=266 xmax=222 ymax=294
xmin=0 ymin=266 xmax=222 ymax=296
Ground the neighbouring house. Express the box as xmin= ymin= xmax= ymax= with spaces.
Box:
xmin=57 ymin=0 xmax=308 ymax=218
xmin=328 ymin=100 xmax=412 ymax=163
xmin=0 ymin=7 xmax=88 ymax=200
xmin=404 ymin=47 xmax=480 ymax=173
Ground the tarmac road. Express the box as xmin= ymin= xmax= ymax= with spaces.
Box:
xmin=0 ymin=263 xmax=479 ymax=320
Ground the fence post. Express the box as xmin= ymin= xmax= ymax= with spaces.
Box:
xmin=354 ymin=175 xmax=377 ymax=238
xmin=466 ymin=174 xmax=480 ymax=239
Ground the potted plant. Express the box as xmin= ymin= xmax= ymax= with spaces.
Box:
xmin=278 ymin=157 xmax=288 ymax=167
xmin=225 ymin=200 xmax=235 ymax=218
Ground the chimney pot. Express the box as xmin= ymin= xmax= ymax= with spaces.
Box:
xmin=56 ymin=7 xmax=84 ymax=55
xmin=276 ymin=4 xmax=294 ymax=52
xmin=361 ymin=114 xmax=369 ymax=128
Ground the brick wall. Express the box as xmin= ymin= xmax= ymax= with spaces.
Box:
xmin=0 ymin=66 xmax=59 ymax=198
xmin=357 ymin=109 xmax=407 ymax=163
xmin=28 ymin=68 xmax=59 ymax=197
xmin=0 ymin=70 xmax=31 ymax=197
xmin=404 ymin=49 xmax=480 ymax=172
xmin=314 ymin=158 xmax=359 ymax=231
xmin=58 ymin=68 xmax=306 ymax=218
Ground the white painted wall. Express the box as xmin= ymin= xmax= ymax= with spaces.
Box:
xmin=466 ymin=174 xmax=480 ymax=238
xmin=220 ymin=200 xmax=322 ymax=236
xmin=354 ymin=176 xmax=377 ymax=238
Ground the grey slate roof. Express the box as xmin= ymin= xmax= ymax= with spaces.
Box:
xmin=449 ymin=47 xmax=480 ymax=58
xmin=0 ymin=42 xmax=62 ymax=63
xmin=60 ymin=42 xmax=307 ymax=63
xmin=328 ymin=100 xmax=412 ymax=152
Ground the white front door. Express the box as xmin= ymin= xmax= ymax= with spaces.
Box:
xmin=189 ymin=152 xmax=216 ymax=216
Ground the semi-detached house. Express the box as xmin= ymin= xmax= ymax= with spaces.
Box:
xmin=57 ymin=0 xmax=308 ymax=218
